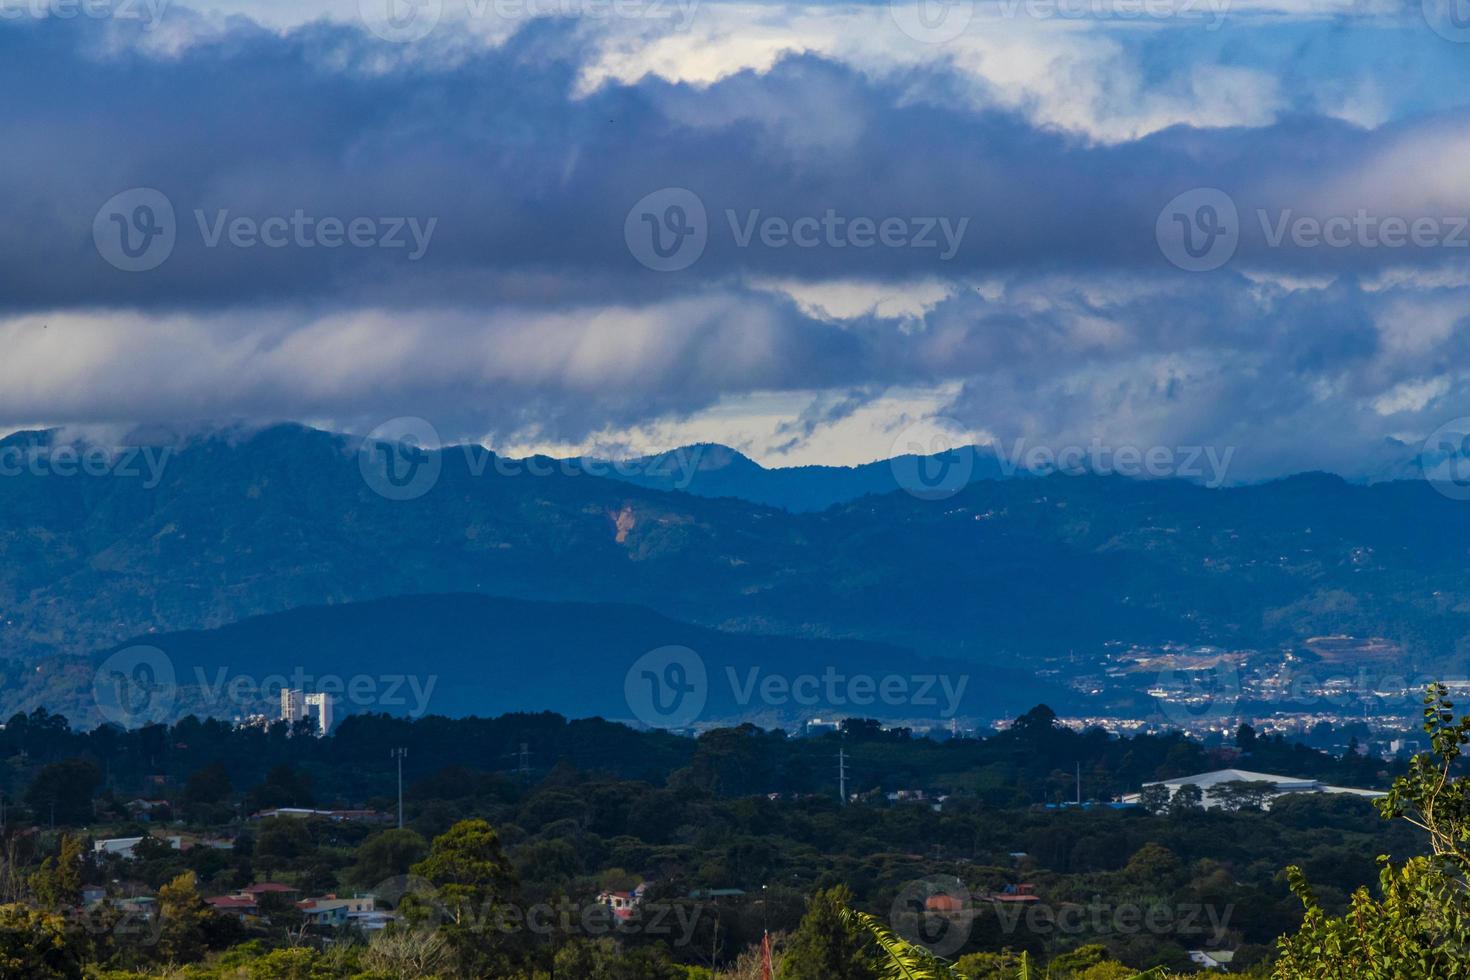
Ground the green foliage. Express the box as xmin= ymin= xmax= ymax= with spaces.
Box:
xmin=347 ymin=829 xmax=429 ymax=888
xmin=406 ymin=819 xmax=520 ymax=978
xmin=1272 ymin=685 xmax=1470 ymax=979
xmin=156 ymin=871 xmax=213 ymax=964
xmin=1136 ymin=785 xmax=1170 ymax=816
xmin=25 ymin=759 xmax=101 ymax=825
xmin=0 ymin=903 xmax=81 ymax=979
xmin=1166 ymin=784 xmax=1202 ymax=816
xmin=29 ymin=834 xmax=84 ymax=909
xmin=408 ymin=819 xmax=516 ymax=926
xmin=780 ymin=887 xmax=877 ymax=980
xmin=841 ymin=908 xmax=962 ymax=980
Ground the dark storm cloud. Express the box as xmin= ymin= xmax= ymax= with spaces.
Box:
xmin=4 ymin=11 xmax=1470 ymax=474
xmin=4 ymin=14 xmax=1470 ymax=315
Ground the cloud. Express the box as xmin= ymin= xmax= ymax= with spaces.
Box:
xmin=3 ymin=7 xmax=1470 ymax=480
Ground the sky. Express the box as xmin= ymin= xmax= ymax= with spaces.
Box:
xmin=4 ymin=0 xmax=1470 ymax=477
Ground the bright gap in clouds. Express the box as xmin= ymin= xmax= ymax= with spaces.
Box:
xmin=490 ymin=384 xmax=975 ymax=467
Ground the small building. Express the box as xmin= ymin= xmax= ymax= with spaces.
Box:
xmin=93 ymin=836 xmax=182 ymax=860
xmin=924 ymin=894 xmax=966 ymax=913
xmin=297 ymin=895 xmax=376 ymax=927
xmin=205 ymin=895 xmax=259 ymax=919
xmin=1189 ymin=949 xmax=1237 ymax=970
xmin=597 ymin=883 xmax=648 ymax=921
xmin=125 ymin=799 xmax=171 ymax=822
xmin=348 ymin=909 xmax=398 ymax=932
xmin=988 ymin=884 xmax=1039 ymax=904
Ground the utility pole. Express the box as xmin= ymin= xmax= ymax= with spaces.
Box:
xmin=518 ymin=743 xmax=531 ymax=784
xmin=391 ymin=748 xmax=407 ymax=829
xmin=837 ymin=750 xmax=848 ymax=806
xmin=1075 ymin=762 xmax=1081 ymax=806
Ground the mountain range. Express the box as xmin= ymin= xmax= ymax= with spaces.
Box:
xmin=2 ymin=593 xmax=1077 ymax=729
xmin=1 ymin=423 xmax=1468 ymax=726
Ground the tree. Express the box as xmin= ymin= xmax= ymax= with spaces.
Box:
xmin=349 ymin=828 xmax=429 ymax=888
xmin=255 ymin=816 xmax=314 ymax=864
xmin=24 ymin=760 xmax=101 ymax=826
xmin=245 ymin=764 xmax=313 ymax=812
xmin=780 ymin=887 xmax=877 ymax=980
xmin=1272 ymin=684 xmax=1470 ymax=978
xmin=28 ymin=835 xmax=83 ymax=910
xmin=408 ymin=819 xmax=519 ymax=977
xmin=1137 ymin=784 xmax=1171 ymax=815
xmin=846 ymin=912 xmax=1163 ymax=980
xmin=0 ymin=903 xmax=82 ymax=979
xmin=360 ymin=926 xmax=453 ymax=978
xmin=1235 ymin=723 xmax=1258 ymax=752
xmin=156 ymin=871 xmax=211 ymax=963
xmin=409 ymin=819 xmax=517 ymax=926
xmin=1123 ymin=843 xmax=1182 ymax=886
xmin=1167 ymin=783 xmax=1203 ymax=815
xmin=184 ymin=762 xmax=232 ymax=805
xmin=1207 ymin=780 xmax=1276 ymax=813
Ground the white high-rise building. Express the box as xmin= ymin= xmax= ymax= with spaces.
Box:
xmin=281 ymin=689 xmax=333 ymax=736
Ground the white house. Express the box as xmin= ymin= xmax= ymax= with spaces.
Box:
xmin=1189 ymin=949 xmax=1237 ymax=970
xmin=93 ymin=836 xmax=182 ymax=860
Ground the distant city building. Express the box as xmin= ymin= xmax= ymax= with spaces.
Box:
xmin=281 ymin=689 xmax=333 ymax=735
xmin=1124 ymin=769 xmax=1385 ymax=810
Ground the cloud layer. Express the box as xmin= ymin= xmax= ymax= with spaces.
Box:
xmin=4 ymin=4 xmax=1470 ymax=477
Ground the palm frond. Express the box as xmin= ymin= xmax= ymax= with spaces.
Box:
xmin=842 ymin=908 xmax=966 ymax=980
